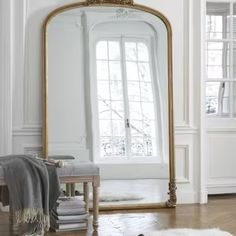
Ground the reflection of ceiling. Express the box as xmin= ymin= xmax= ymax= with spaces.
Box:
xmin=51 ymin=7 xmax=148 ymax=27
xmin=60 ymin=7 xmax=140 ymax=17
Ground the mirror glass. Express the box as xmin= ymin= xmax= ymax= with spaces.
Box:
xmin=47 ymin=5 xmax=170 ymax=207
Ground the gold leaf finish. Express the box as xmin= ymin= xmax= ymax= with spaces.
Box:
xmin=167 ymin=181 xmax=177 ymax=207
xmin=87 ymin=0 xmax=133 ymax=5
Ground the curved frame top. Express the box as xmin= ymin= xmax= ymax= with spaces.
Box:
xmin=42 ymin=0 xmax=176 ymax=208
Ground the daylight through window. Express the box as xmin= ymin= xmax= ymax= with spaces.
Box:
xmin=95 ymin=39 xmax=159 ymax=160
xmin=206 ymin=2 xmax=236 ymax=117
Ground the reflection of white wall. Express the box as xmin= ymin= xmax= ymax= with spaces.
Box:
xmin=48 ymin=19 xmax=87 ymax=159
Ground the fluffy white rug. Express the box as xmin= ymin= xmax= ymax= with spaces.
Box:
xmin=99 ymin=193 xmax=143 ymax=202
xmin=142 ymin=229 xmax=233 ymax=236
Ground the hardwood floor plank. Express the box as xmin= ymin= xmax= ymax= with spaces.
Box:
xmin=0 ymin=195 xmax=235 ymax=236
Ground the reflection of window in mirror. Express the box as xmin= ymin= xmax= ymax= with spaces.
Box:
xmin=94 ymin=38 xmax=161 ymax=162
xmin=206 ymin=1 xmax=236 ymax=117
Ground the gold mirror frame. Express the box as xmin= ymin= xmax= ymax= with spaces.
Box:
xmin=42 ymin=0 xmax=176 ymax=208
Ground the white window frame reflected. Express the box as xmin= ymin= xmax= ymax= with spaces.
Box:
xmin=93 ymin=36 xmax=162 ymax=163
xmin=206 ymin=1 xmax=236 ymax=118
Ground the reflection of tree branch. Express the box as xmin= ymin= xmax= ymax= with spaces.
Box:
xmin=99 ymin=96 xmax=151 ymax=138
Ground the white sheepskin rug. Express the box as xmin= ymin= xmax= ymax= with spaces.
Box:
xmin=99 ymin=193 xmax=143 ymax=202
xmin=142 ymin=228 xmax=233 ymax=236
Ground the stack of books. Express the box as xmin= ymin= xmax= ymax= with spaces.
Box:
xmin=50 ymin=196 xmax=88 ymax=232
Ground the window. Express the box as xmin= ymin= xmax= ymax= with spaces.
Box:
xmin=95 ymin=38 xmax=159 ymax=160
xmin=206 ymin=2 xmax=236 ymax=117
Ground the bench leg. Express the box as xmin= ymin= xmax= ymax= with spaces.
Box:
xmin=9 ymin=203 xmax=18 ymax=233
xmin=83 ymin=182 xmax=89 ymax=213
xmin=66 ymin=183 xmax=71 ymax=196
xmin=71 ymin=183 xmax=75 ymax=197
xmin=92 ymin=182 xmax=99 ymax=230
xmin=9 ymin=204 xmax=13 ymax=231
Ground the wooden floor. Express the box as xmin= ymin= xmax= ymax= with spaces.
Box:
xmin=0 ymin=195 xmax=235 ymax=236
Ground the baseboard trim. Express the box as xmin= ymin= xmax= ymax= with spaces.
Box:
xmin=207 ymin=184 xmax=236 ymax=195
xmin=177 ymin=191 xmax=202 ymax=204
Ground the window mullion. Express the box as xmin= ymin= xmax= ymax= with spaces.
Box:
xmin=136 ymin=43 xmax=145 ymax=157
xmin=230 ymin=1 xmax=234 ymax=117
xmin=107 ymin=41 xmax=114 ymax=154
xmin=120 ymin=37 xmax=132 ymax=159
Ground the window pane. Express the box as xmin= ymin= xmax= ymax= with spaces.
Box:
xmin=97 ymin=61 xmax=109 ymax=80
xmin=138 ymin=42 xmax=149 ymax=61
xmin=126 ymin=62 xmax=139 ymax=81
xmin=206 ymin=3 xmax=230 ymax=39
xmin=97 ymin=81 xmax=110 ymax=100
xmin=143 ymin=120 xmax=156 ymax=138
xmin=233 ymin=4 xmax=236 ymax=39
xmin=100 ymin=136 xmax=126 ymax=157
xmin=100 ymin=137 xmax=112 ymax=157
xmin=206 ymin=42 xmax=229 ymax=79
xmin=112 ymin=120 xmax=125 ymax=136
xmin=110 ymin=81 xmax=123 ymax=100
xmin=207 ymin=66 xmax=223 ymax=79
xmin=98 ymin=101 xmax=111 ymax=119
xmin=108 ymin=41 xmax=120 ymax=60
xmin=143 ymin=138 xmax=157 ymax=156
xmin=138 ymin=63 xmax=151 ymax=81
xmin=130 ymin=120 xmax=143 ymax=136
xmin=233 ymin=83 xmax=236 ymax=117
xmin=233 ymin=43 xmax=236 ymax=78
xmin=111 ymin=101 xmax=124 ymax=119
xmin=128 ymin=82 xmax=140 ymax=101
xmin=131 ymin=137 xmax=144 ymax=156
xmin=125 ymin=42 xmax=137 ymax=61
xmin=112 ymin=137 xmax=126 ymax=156
xmin=129 ymin=102 xmax=142 ymax=120
xmin=140 ymin=82 xmax=153 ymax=102
xmin=99 ymin=120 xmax=111 ymax=136
xmin=110 ymin=61 xmax=122 ymax=81
xmin=96 ymin=41 xmax=108 ymax=59
xmin=206 ymin=82 xmax=230 ymax=116
xmin=142 ymin=102 xmax=155 ymax=119
xmin=207 ymin=43 xmax=228 ymax=65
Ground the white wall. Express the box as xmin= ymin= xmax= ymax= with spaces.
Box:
xmin=0 ymin=0 xmax=13 ymax=156
xmin=47 ymin=15 xmax=87 ymax=159
xmin=0 ymin=0 xmax=206 ymax=204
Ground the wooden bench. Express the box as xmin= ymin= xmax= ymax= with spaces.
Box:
xmin=0 ymin=160 xmax=100 ymax=231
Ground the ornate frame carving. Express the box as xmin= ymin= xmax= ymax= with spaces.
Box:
xmin=42 ymin=0 xmax=176 ymax=209
xmin=87 ymin=0 xmax=133 ymax=5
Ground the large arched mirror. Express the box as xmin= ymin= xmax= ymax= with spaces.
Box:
xmin=43 ymin=0 xmax=176 ymax=209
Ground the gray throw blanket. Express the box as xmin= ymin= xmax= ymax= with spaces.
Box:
xmin=0 ymin=155 xmax=60 ymax=234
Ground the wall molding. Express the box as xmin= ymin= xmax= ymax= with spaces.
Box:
xmin=0 ymin=0 xmax=13 ymax=155
xmin=175 ymin=144 xmax=191 ymax=183
xmin=208 ymin=183 xmax=236 ymax=194
xmin=13 ymin=126 xmax=42 ymax=136
xmin=175 ymin=126 xmax=198 ymax=135
xmin=23 ymin=145 xmax=43 ymax=158
xmin=176 ymin=191 xmax=200 ymax=204
xmin=207 ymin=128 xmax=236 ymax=134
